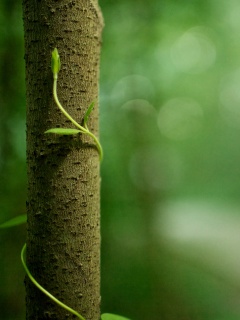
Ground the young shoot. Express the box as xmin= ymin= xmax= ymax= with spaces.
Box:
xmin=45 ymin=48 xmax=103 ymax=161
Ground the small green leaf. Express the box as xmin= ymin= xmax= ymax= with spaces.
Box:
xmin=84 ymin=101 xmax=95 ymax=127
xmin=0 ymin=214 xmax=27 ymax=229
xmin=101 ymin=314 xmax=131 ymax=320
xmin=51 ymin=48 xmax=61 ymax=74
xmin=45 ymin=128 xmax=81 ymax=135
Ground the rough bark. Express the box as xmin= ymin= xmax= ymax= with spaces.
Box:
xmin=22 ymin=1 xmax=103 ymax=319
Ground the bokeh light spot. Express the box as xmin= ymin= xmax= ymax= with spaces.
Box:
xmin=111 ymin=74 xmax=154 ymax=106
xmin=158 ymin=97 xmax=203 ymax=140
xmin=121 ymin=99 xmax=156 ymax=116
xmin=171 ymin=26 xmax=216 ymax=74
xmin=219 ymin=69 xmax=240 ymax=127
xmin=128 ymin=146 xmax=183 ymax=192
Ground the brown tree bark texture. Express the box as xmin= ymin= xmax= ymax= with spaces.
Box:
xmin=22 ymin=1 xmax=103 ymax=319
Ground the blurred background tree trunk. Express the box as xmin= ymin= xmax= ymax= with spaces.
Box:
xmin=22 ymin=1 xmax=103 ymax=319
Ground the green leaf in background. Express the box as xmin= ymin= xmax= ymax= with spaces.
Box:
xmin=0 ymin=214 xmax=27 ymax=228
xmin=101 ymin=313 xmax=131 ymax=320
xmin=83 ymin=101 xmax=95 ymax=127
xmin=45 ymin=128 xmax=81 ymax=135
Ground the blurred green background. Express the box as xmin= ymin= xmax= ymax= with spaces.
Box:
xmin=1 ymin=0 xmax=240 ymax=319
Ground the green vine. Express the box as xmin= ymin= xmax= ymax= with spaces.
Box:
xmin=45 ymin=48 xmax=103 ymax=161
xmin=0 ymin=49 xmax=130 ymax=320
xmin=21 ymin=241 xmax=130 ymax=320
xmin=21 ymin=244 xmax=86 ymax=320
xmin=1 ymin=218 xmax=131 ymax=320
xmin=19 ymin=240 xmax=127 ymax=320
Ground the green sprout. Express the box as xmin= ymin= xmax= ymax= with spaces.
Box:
xmin=45 ymin=48 xmax=103 ymax=161
xmin=51 ymin=48 xmax=61 ymax=77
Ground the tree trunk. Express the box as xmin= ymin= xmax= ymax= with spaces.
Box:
xmin=22 ymin=1 xmax=103 ymax=319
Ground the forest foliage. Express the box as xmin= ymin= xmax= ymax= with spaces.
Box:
xmin=1 ymin=0 xmax=240 ymax=319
